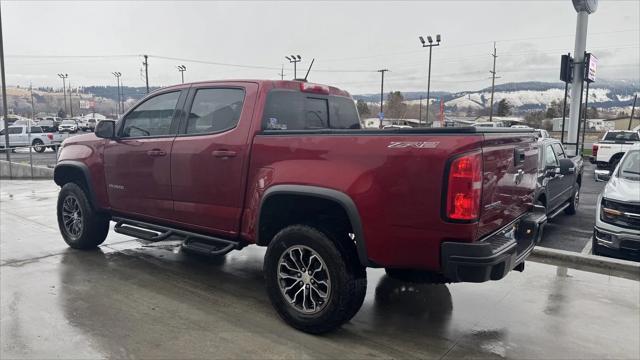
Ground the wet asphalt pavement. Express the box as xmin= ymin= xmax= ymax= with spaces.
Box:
xmin=1 ymin=180 xmax=639 ymax=359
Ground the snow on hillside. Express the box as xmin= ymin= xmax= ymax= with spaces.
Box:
xmin=445 ymin=88 xmax=614 ymax=109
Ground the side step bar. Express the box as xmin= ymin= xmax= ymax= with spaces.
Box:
xmin=113 ymin=217 xmax=241 ymax=256
xmin=547 ymin=202 xmax=570 ymax=220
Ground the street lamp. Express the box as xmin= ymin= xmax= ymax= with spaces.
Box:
xmin=112 ymin=72 xmax=122 ymax=117
xmin=177 ymin=65 xmax=186 ymax=84
xmin=285 ymin=55 xmax=302 ymax=79
xmin=419 ymin=34 xmax=441 ymax=125
xmin=57 ymin=73 xmax=68 ymax=116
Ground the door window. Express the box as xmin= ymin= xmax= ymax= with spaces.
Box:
xmin=120 ymin=91 xmax=180 ymax=138
xmin=185 ymin=88 xmax=245 ymax=135
xmin=29 ymin=127 xmax=43 ymax=134
xmin=544 ymin=145 xmax=558 ymax=167
xmin=551 ymin=143 xmax=566 ymax=159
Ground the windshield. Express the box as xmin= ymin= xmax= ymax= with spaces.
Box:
xmin=61 ymin=120 xmax=75 ymax=125
xmin=618 ymin=150 xmax=640 ymax=181
xmin=603 ymin=131 xmax=640 ymax=142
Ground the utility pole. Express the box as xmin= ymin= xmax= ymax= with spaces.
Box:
xmin=112 ymin=72 xmax=121 ymax=116
xmin=419 ymin=96 xmax=423 ymax=126
xmin=278 ymin=64 xmax=285 ymax=80
xmin=377 ymin=69 xmax=389 ymax=128
xmin=489 ymin=42 xmax=498 ymax=121
xmin=57 ymin=73 xmax=68 ymax=116
xmin=1 ymin=5 xmax=13 ymax=178
xmin=419 ymin=34 xmax=441 ymax=124
xmin=630 ymin=94 xmax=638 ymax=130
xmin=285 ymin=55 xmax=302 ymax=79
xmin=68 ymin=80 xmax=73 ymax=117
xmin=177 ymin=65 xmax=186 ymax=84
xmin=143 ymin=55 xmax=149 ymax=93
xmin=29 ymin=83 xmax=35 ymax=119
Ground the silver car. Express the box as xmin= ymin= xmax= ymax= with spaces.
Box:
xmin=593 ymin=143 xmax=640 ymax=260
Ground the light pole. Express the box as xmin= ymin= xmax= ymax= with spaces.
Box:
xmin=567 ymin=0 xmax=598 ymax=156
xmin=419 ymin=34 xmax=441 ymax=125
xmin=112 ymin=72 xmax=122 ymax=116
xmin=57 ymin=73 xmax=68 ymax=116
xmin=177 ymin=65 xmax=186 ymax=84
xmin=285 ymin=55 xmax=302 ymax=79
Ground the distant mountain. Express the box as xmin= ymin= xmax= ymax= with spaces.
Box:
xmin=354 ymin=80 xmax=639 ymax=112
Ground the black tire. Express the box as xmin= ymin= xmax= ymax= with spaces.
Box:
xmin=57 ymin=182 xmax=110 ymax=249
xmin=564 ymin=185 xmax=580 ymax=215
xmin=591 ymin=237 xmax=601 ymax=256
xmin=264 ymin=224 xmax=367 ymax=334
xmin=32 ymin=139 xmax=45 ymax=153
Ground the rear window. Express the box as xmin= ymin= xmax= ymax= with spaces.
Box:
xmin=603 ymin=132 xmax=640 ymax=142
xmin=262 ymin=90 xmax=360 ymax=130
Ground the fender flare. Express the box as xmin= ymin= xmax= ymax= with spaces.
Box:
xmin=54 ymin=160 xmax=100 ymax=210
xmin=257 ymin=184 xmax=373 ymax=267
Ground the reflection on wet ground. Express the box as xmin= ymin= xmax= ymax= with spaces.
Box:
xmin=2 ymin=180 xmax=639 ymax=359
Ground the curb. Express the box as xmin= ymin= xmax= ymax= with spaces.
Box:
xmin=0 ymin=160 xmax=54 ymax=179
xmin=529 ymin=246 xmax=640 ymax=281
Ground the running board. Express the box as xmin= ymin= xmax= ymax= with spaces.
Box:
xmin=547 ymin=202 xmax=570 ymax=220
xmin=112 ymin=217 xmax=241 ymax=256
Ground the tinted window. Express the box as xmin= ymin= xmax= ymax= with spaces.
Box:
xmin=603 ymin=132 xmax=640 ymax=142
xmin=551 ymin=143 xmax=566 ymax=159
xmin=544 ymin=145 xmax=558 ymax=167
xmin=185 ymin=88 xmax=245 ymax=135
xmin=330 ymin=97 xmax=360 ymax=129
xmin=3 ymin=127 xmax=23 ymax=135
xmin=263 ymin=90 xmax=358 ymax=130
xmin=121 ymin=91 xmax=180 ymax=138
xmin=29 ymin=127 xmax=43 ymax=133
xmin=304 ymin=98 xmax=328 ymax=129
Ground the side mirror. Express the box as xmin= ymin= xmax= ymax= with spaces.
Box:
xmin=95 ymin=120 xmax=116 ymax=139
xmin=594 ymin=169 xmax=611 ymax=182
xmin=544 ymin=164 xmax=558 ymax=177
xmin=558 ymin=158 xmax=575 ymax=176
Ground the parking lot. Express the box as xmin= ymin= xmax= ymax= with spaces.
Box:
xmin=1 ymin=180 xmax=639 ymax=359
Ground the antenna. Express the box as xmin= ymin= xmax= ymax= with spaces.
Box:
xmin=303 ymin=58 xmax=315 ymax=81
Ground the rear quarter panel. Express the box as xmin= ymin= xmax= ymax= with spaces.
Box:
xmin=242 ymin=132 xmax=485 ymax=270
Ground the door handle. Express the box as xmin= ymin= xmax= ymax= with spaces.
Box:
xmin=146 ymin=149 xmax=167 ymax=157
xmin=212 ymin=150 xmax=237 ymax=158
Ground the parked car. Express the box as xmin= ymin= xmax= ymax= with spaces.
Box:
xmin=58 ymin=119 xmax=78 ymax=133
xmin=592 ymin=143 xmax=640 ymax=261
xmin=37 ymin=119 xmax=59 ymax=133
xmin=591 ymin=130 xmax=640 ymax=170
xmin=54 ymin=79 xmax=546 ymax=334
xmin=511 ymin=125 xmax=530 ymax=129
xmin=0 ymin=125 xmax=58 ymax=152
xmin=12 ymin=119 xmax=38 ymax=127
xmin=86 ymin=118 xmax=97 ymax=131
xmin=472 ymin=121 xmax=505 ymax=128
xmin=534 ymin=129 xmax=550 ymax=140
xmin=534 ymin=139 xmax=583 ymax=218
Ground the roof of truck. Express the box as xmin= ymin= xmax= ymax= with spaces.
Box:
xmin=158 ymin=79 xmax=352 ymax=98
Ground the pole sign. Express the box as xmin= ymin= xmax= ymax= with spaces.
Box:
xmin=378 ymin=112 xmax=384 ymax=120
xmin=585 ymin=53 xmax=598 ymax=83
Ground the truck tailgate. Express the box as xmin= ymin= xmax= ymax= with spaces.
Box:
xmin=477 ymin=133 xmax=538 ymax=239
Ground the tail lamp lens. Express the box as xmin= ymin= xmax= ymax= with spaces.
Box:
xmin=47 ymin=133 xmax=54 ymax=140
xmin=446 ymin=151 xmax=482 ymax=221
xmin=592 ymin=144 xmax=598 ymax=158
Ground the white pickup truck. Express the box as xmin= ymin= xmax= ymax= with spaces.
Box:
xmin=592 ymin=130 xmax=640 ymax=170
xmin=0 ymin=125 xmax=69 ymax=152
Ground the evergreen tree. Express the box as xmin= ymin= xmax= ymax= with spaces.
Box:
xmin=496 ymin=99 xmax=512 ymax=117
xmin=356 ymin=100 xmax=370 ymax=117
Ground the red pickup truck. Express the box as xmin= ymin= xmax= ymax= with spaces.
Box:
xmin=54 ymin=80 xmax=546 ymax=333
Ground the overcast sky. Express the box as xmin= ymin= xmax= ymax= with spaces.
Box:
xmin=2 ymin=0 xmax=639 ymax=94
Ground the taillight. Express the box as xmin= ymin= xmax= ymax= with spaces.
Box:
xmin=300 ymin=82 xmax=330 ymax=95
xmin=47 ymin=133 xmax=53 ymax=140
xmin=592 ymin=144 xmax=598 ymax=158
xmin=446 ymin=151 xmax=482 ymax=221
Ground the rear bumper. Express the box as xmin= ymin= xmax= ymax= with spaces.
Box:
xmin=441 ymin=206 xmax=547 ymax=283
